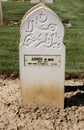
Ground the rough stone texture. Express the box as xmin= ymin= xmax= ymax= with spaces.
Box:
xmin=0 ymin=78 xmax=84 ymax=130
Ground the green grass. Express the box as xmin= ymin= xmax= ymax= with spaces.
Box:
xmin=0 ymin=25 xmax=19 ymax=75
xmin=0 ymin=0 xmax=84 ymax=78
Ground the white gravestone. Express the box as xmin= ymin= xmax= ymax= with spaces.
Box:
xmin=19 ymin=3 xmax=65 ymax=108
xmin=31 ymin=0 xmax=53 ymax=3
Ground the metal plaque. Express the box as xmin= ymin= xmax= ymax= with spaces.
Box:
xmin=24 ymin=55 xmax=61 ymax=66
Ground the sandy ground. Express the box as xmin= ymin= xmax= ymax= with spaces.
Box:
xmin=0 ymin=78 xmax=84 ymax=130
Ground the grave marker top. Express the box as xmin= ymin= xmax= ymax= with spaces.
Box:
xmin=20 ymin=3 xmax=64 ymax=55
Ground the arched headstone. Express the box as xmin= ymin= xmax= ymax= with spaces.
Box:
xmin=19 ymin=3 xmax=65 ymax=108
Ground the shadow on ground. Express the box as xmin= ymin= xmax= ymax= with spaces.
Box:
xmin=64 ymin=85 xmax=84 ymax=108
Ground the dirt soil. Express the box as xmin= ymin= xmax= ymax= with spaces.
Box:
xmin=0 ymin=78 xmax=84 ymax=130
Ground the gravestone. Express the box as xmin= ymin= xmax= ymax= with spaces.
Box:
xmin=0 ymin=1 xmax=3 ymax=24
xmin=31 ymin=0 xmax=53 ymax=3
xmin=19 ymin=3 xmax=65 ymax=108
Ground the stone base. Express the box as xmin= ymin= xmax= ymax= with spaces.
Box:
xmin=21 ymin=84 xmax=64 ymax=108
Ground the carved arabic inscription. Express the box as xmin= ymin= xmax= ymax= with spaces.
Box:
xmin=23 ymin=11 xmax=62 ymax=49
